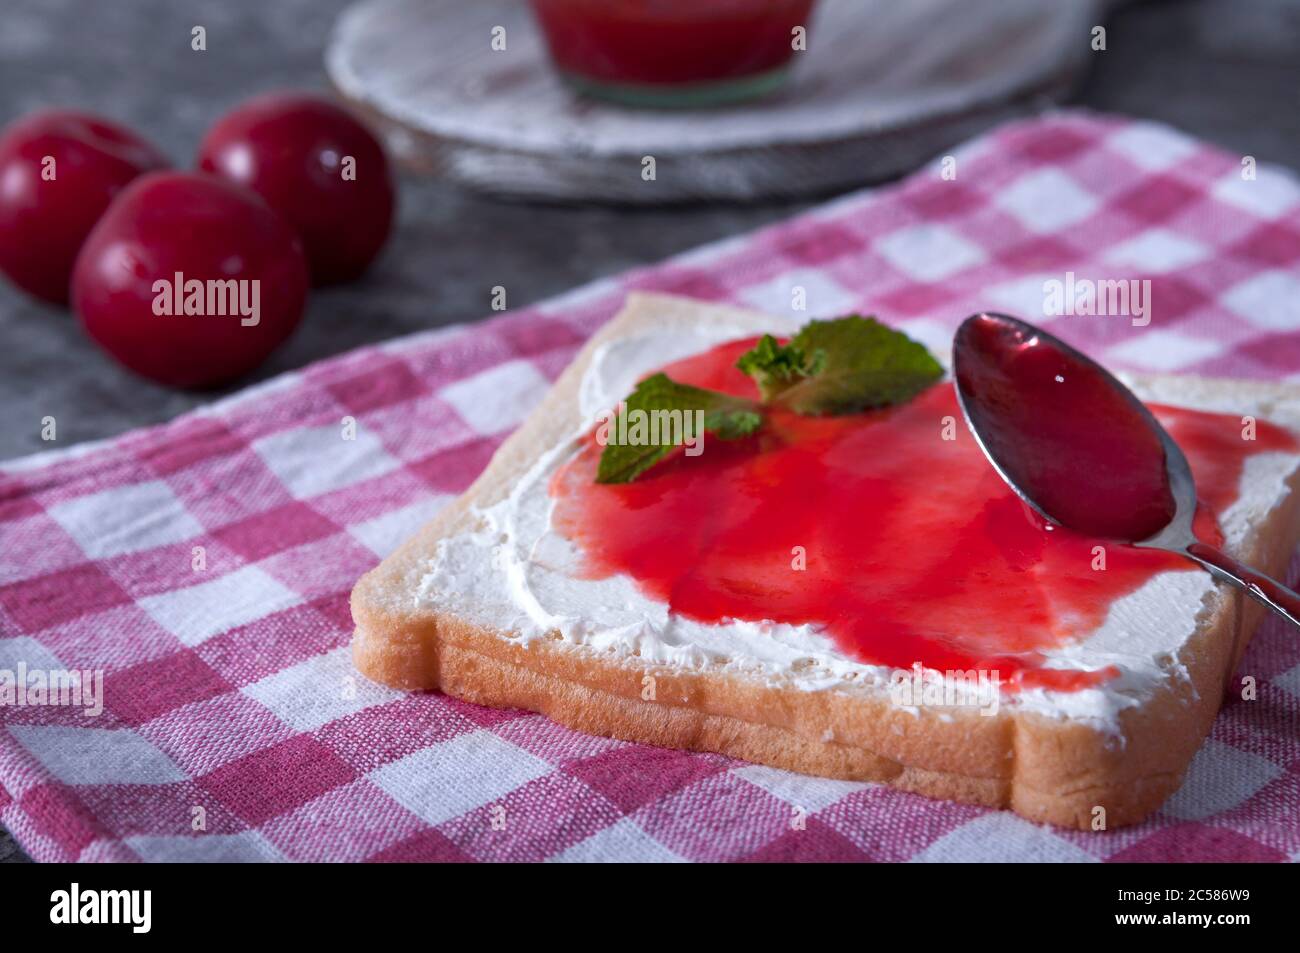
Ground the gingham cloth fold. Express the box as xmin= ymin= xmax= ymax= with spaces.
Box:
xmin=3 ymin=111 xmax=1300 ymax=863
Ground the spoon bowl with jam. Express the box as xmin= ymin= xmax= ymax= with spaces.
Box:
xmin=954 ymin=312 xmax=1300 ymax=629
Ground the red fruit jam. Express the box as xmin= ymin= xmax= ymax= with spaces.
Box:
xmin=551 ymin=336 xmax=1296 ymax=692
xmin=529 ymin=0 xmax=817 ymax=105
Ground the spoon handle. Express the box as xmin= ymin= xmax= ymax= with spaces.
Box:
xmin=1185 ymin=541 xmax=1300 ymax=629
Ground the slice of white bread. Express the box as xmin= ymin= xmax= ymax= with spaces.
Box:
xmin=351 ymin=293 xmax=1300 ymax=830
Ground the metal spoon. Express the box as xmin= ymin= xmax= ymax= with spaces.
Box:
xmin=953 ymin=311 xmax=1300 ymax=628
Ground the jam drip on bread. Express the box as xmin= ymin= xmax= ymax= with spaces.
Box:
xmin=552 ymin=336 xmax=1296 ymax=692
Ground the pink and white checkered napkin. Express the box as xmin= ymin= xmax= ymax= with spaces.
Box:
xmin=3 ymin=111 xmax=1300 ymax=863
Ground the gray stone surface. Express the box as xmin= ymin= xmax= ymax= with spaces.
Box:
xmin=1 ymin=0 xmax=1297 ymax=861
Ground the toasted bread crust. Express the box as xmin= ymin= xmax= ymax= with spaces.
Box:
xmin=351 ymin=294 xmax=1300 ymax=830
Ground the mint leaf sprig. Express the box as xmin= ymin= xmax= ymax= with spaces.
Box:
xmin=595 ymin=374 xmax=761 ymax=484
xmin=735 ymin=334 xmax=824 ymax=401
xmin=595 ymin=314 xmax=942 ymax=484
xmin=737 ymin=316 xmax=943 ymax=415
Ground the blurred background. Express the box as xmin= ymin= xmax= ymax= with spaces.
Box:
xmin=0 ymin=0 xmax=1298 ymax=861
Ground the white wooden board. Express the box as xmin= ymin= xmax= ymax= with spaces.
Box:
xmin=327 ymin=0 xmax=1102 ymax=202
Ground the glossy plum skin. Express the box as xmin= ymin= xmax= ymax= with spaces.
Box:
xmin=197 ymin=93 xmax=395 ymax=285
xmin=72 ymin=172 xmax=309 ymax=389
xmin=0 ymin=110 xmax=169 ymax=303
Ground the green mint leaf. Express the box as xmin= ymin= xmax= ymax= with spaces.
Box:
xmin=705 ymin=407 xmax=763 ymax=440
xmin=733 ymin=334 xmax=824 ymax=402
xmin=596 ymin=316 xmax=941 ymax=484
xmin=737 ymin=315 xmax=943 ymax=416
xmin=595 ymin=373 xmax=761 ymax=484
